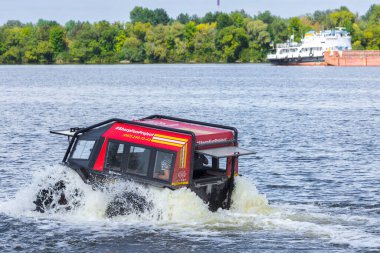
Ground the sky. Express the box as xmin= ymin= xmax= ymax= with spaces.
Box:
xmin=0 ymin=0 xmax=379 ymax=25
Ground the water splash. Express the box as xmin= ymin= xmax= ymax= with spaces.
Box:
xmin=0 ymin=166 xmax=107 ymax=219
xmin=0 ymin=165 xmax=379 ymax=249
xmin=231 ymin=176 xmax=272 ymax=214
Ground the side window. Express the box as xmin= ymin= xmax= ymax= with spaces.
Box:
xmin=194 ymin=154 xmax=226 ymax=170
xmin=153 ymin=151 xmax=173 ymax=181
xmin=126 ymin=146 xmax=151 ymax=176
xmin=105 ymin=141 xmax=125 ymax=172
xmin=72 ymin=140 xmax=95 ymax=159
xmin=194 ymin=153 xmax=210 ymax=170
xmin=219 ymin=157 xmax=227 ymax=170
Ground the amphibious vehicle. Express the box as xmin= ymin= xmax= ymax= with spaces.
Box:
xmin=43 ymin=115 xmax=255 ymax=214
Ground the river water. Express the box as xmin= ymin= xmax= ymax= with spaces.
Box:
xmin=0 ymin=64 xmax=379 ymax=252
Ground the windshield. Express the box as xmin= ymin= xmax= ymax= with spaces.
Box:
xmin=71 ymin=140 xmax=95 ymax=159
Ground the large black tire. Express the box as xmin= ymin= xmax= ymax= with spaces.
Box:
xmin=105 ymin=191 xmax=152 ymax=217
xmin=33 ymin=180 xmax=81 ymax=213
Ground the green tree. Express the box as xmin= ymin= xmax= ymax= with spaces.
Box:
xmin=361 ymin=25 xmax=380 ymax=49
xmin=23 ymin=48 xmax=38 ymax=63
xmin=363 ymin=4 xmax=380 ymax=25
xmin=216 ymin=26 xmax=248 ymax=62
xmin=49 ymin=26 xmax=66 ymax=54
xmin=256 ymin=11 xmax=275 ymax=24
xmin=132 ymin=22 xmax=151 ymax=41
xmin=230 ymin=10 xmax=247 ymax=27
xmin=242 ymin=20 xmax=271 ymax=62
xmin=95 ymin=21 xmax=114 ymax=52
xmin=68 ymin=22 xmax=97 ymax=63
xmin=130 ymin=7 xmax=170 ymax=25
xmin=130 ymin=7 xmax=153 ymax=24
xmin=268 ymin=17 xmax=289 ymax=44
xmin=184 ymin=21 xmax=197 ymax=53
xmin=190 ymin=15 xmax=201 ymax=24
xmin=311 ymin=10 xmax=333 ymax=27
xmin=121 ymin=37 xmax=145 ymax=62
xmin=329 ymin=8 xmax=355 ymax=32
xmin=216 ymin=13 xmax=233 ymax=30
xmin=115 ymin=31 xmax=127 ymax=53
xmin=152 ymin=8 xmax=170 ymax=25
xmin=36 ymin=19 xmax=59 ymax=41
xmin=288 ymin=17 xmax=303 ymax=41
xmin=166 ymin=22 xmax=186 ymax=62
xmin=145 ymin=24 xmax=170 ymax=62
xmin=202 ymin=12 xmax=219 ymax=23
xmin=4 ymin=20 xmax=24 ymax=28
xmin=193 ymin=23 xmax=218 ymax=62
xmin=65 ymin=20 xmax=85 ymax=40
xmin=36 ymin=41 xmax=54 ymax=63
xmin=1 ymin=46 xmax=22 ymax=63
xmin=177 ymin=13 xmax=191 ymax=24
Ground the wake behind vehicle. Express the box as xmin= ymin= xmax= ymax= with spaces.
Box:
xmin=38 ymin=115 xmax=255 ymax=215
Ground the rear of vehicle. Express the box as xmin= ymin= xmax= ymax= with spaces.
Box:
xmin=139 ymin=115 xmax=255 ymax=211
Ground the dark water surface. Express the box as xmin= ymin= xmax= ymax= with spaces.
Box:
xmin=0 ymin=64 xmax=379 ymax=252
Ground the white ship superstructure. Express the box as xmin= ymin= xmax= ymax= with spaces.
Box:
xmin=267 ymin=28 xmax=352 ymax=65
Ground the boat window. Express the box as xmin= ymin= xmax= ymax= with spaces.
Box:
xmin=105 ymin=141 xmax=125 ymax=173
xmin=192 ymin=154 xmax=228 ymax=180
xmin=219 ymin=157 xmax=227 ymax=170
xmin=153 ymin=151 xmax=173 ymax=181
xmin=208 ymin=155 xmax=224 ymax=170
xmin=72 ymin=140 xmax=95 ymax=160
xmin=126 ymin=146 xmax=151 ymax=176
xmin=194 ymin=153 xmax=228 ymax=171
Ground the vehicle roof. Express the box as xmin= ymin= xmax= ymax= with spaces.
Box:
xmin=52 ymin=116 xmax=238 ymax=152
xmin=136 ymin=118 xmax=235 ymax=147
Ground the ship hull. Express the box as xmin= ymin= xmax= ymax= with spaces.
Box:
xmin=269 ymin=56 xmax=327 ymax=66
xmin=324 ymin=51 xmax=380 ymax=66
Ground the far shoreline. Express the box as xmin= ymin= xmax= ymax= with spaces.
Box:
xmin=0 ymin=62 xmax=270 ymax=66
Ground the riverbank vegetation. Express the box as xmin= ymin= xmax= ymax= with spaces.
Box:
xmin=0 ymin=5 xmax=379 ymax=64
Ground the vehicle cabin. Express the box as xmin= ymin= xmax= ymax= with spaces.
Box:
xmin=52 ymin=115 xmax=255 ymax=210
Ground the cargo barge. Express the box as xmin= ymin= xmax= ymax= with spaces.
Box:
xmin=324 ymin=50 xmax=380 ymax=66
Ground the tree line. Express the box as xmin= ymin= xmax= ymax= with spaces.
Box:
xmin=0 ymin=5 xmax=379 ymax=64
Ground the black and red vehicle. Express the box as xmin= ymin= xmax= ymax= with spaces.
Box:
xmin=48 ymin=115 xmax=255 ymax=212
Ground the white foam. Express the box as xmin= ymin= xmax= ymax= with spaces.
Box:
xmin=1 ymin=166 xmax=379 ymax=249
xmin=231 ymin=176 xmax=273 ymax=214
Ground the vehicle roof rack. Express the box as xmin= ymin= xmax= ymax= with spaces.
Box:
xmin=143 ymin=115 xmax=238 ymax=143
